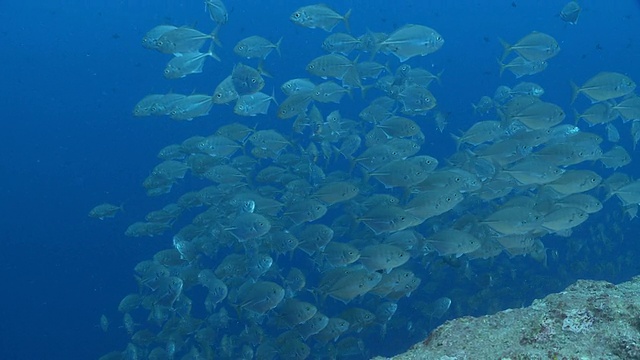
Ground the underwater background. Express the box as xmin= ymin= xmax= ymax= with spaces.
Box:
xmin=1 ymin=1 xmax=640 ymax=359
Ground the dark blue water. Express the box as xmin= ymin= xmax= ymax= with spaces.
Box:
xmin=2 ymin=1 xmax=639 ymax=359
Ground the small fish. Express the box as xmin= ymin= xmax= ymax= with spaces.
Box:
xmin=212 ymin=75 xmax=239 ymax=104
xmin=560 ymin=1 xmax=581 ymax=25
xmin=359 ymin=244 xmax=409 ymax=273
xmin=322 ymin=32 xmax=361 ymax=55
xmin=142 ymin=25 xmax=177 ymax=50
xmin=426 ymin=229 xmax=481 ymax=257
xmin=89 ymin=203 xmax=123 ymax=220
xmin=500 ymin=31 xmax=560 ymax=62
xmin=156 ymin=26 xmax=219 ymax=55
xmin=571 ymin=72 xmax=636 ymax=104
xmin=290 ymin=4 xmax=352 ymax=33
xmin=204 ymin=0 xmax=228 ymax=25
xmin=281 ymin=78 xmax=316 ymax=96
xmin=168 ymin=94 xmax=214 ymax=121
xmin=498 ymin=56 xmax=548 ymax=78
xmin=377 ymin=24 xmax=444 ymax=62
xmin=163 ymin=44 xmax=220 ymax=79
xmin=234 ymin=90 xmax=277 ymax=117
xmin=232 ymin=63 xmax=266 ymax=95
xmin=234 ymin=35 xmax=282 ymax=59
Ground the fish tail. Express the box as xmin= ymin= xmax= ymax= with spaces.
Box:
xmin=207 ymin=41 xmax=221 ymax=62
xmin=257 ymin=61 xmax=273 ymax=78
xmin=570 ymin=80 xmax=580 ymax=104
xmin=343 ymin=9 xmax=352 ymax=34
xmin=496 ymin=58 xmax=506 ymax=77
xmin=274 ymin=37 xmax=283 ymax=57
xmin=498 ymin=37 xmax=511 ymax=61
xmin=435 ymin=68 xmax=445 ymax=86
xmin=270 ymin=87 xmax=279 ymax=106
xmin=450 ymin=133 xmax=462 ymax=151
xmin=209 ymin=25 xmax=222 ymax=47
xmin=572 ymin=108 xmax=581 ymax=125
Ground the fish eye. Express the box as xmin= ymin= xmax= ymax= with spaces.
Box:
xmin=294 ymin=12 xmax=301 ymax=18
xmin=251 ymin=78 xmax=257 ymax=83
xmin=216 ymin=93 xmax=222 ymax=98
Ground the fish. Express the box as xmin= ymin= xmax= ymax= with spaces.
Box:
xmin=506 ymin=101 xmax=566 ymax=130
xmin=612 ymin=96 xmax=640 ymax=121
xmin=232 ymin=63 xmax=266 ymax=95
xmin=425 ymin=229 xmax=481 ymax=257
xmin=319 ymin=267 xmax=382 ymax=303
xmin=226 ymin=213 xmax=272 ymax=242
xmin=163 ymin=43 xmax=220 ymax=79
xmin=281 ymin=78 xmax=316 ymax=96
xmin=545 ymin=170 xmax=602 ymax=195
xmin=599 ymin=145 xmax=631 ymax=170
xmin=503 ymin=159 xmax=565 ymax=185
xmin=284 ymin=199 xmax=328 ymax=225
xmin=89 ymin=203 xmax=123 ymax=220
xmin=168 ymin=94 xmax=214 ymax=121
xmin=377 ymin=24 xmax=444 ymax=62
xmin=142 ymin=25 xmax=177 ymax=50
xmin=481 ymin=207 xmax=543 ymax=235
xmin=156 ymin=26 xmax=219 ymax=55
xmin=358 ymin=205 xmax=423 ymax=235
xmin=500 ymin=31 xmax=560 ymax=62
xmin=277 ymin=93 xmax=314 ymax=119
xmin=306 ymin=53 xmax=356 ymax=80
xmin=296 ymin=312 xmax=330 ymax=340
xmin=312 ymin=181 xmax=359 ymax=205
xmin=314 ymin=318 xmax=350 ymax=344
xmin=312 ymin=81 xmax=351 ymax=103
xmin=290 ymin=4 xmax=352 ymax=33
xmin=358 ymin=244 xmax=410 ymax=273
xmin=233 ymin=90 xmax=277 ymax=117
xmin=235 ymin=281 xmax=285 ymax=315
xmin=498 ymin=56 xmax=548 ymax=78
xmin=542 ymin=207 xmax=588 ymax=232
xmin=560 ymin=1 xmax=581 ymax=25
xmin=320 ymin=242 xmax=361 ymax=268
xmin=204 ymin=0 xmax=228 ymax=25
xmin=212 ymin=75 xmax=239 ymax=104
xmin=571 ymin=72 xmax=636 ymax=104
xmin=275 ymin=299 xmax=318 ymax=328
xmin=234 ymin=35 xmax=282 ymax=59
xmin=322 ymin=32 xmax=361 ymax=55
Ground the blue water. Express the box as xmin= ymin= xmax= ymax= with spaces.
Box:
xmin=2 ymin=1 xmax=640 ymax=359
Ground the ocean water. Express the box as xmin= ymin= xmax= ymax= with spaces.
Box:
xmin=1 ymin=1 xmax=640 ymax=359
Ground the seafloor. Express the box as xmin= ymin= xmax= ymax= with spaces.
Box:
xmin=375 ymin=277 xmax=640 ymax=360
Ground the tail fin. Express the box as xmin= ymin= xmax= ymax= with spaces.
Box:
xmin=496 ymin=58 xmax=506 ymax=77
xmin=343 ymin=9 xmax=352 ymax=34
xmin=498 ymin=37 xmax=511 ymax=61
xmin=209 ymin=25 xmax=222 ymax=47
xmin=572 ymin=108 xmax=581 ymax=125
xmin=274 ymin=37 xmax=283 ymax=57
xmin=570 ymin=81 xmax=580 ymax=104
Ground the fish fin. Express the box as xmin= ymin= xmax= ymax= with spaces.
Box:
xmin=343 ymin=9 xmax=352 ymax=34
xmin=572 ymin=108 xmax=581 ymax=125
xmin=450 ymin=133 xmax=462 ymax=151
xmin=570 ymin=80 xmax=580 ymax=104
xmin=270 ymin=87 xmax=279 ymax=106
xmin=434 ymin=68 xmax=445 ymax=86
xmin=274 ymin=37 xmax=283 ymax=57
xmin=496 ymin=58 xmax=506 ymax=77
xmin=209 ymin=25 xmax=223 ymax=47
xmin=257 ymin=61 xmax=273 ymax=78
xmin=206 ymin=41 xmax=221 ymax=62
xmin=498 ymin=37 xmax=511 ymax=61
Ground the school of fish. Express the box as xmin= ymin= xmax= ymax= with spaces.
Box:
xmin=93 ymin=1 xmax=640 ymax=359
